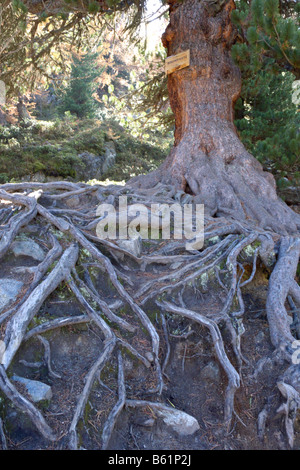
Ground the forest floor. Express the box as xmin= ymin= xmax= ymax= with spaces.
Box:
xmin=0 ymin=185 xmax=299 ymax=451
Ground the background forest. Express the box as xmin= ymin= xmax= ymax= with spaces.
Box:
xmin=0 ymin=0 xmax=299 ymax=195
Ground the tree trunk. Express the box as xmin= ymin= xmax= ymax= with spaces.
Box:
xmin=131 ymin=0 xmax=300 ymax=234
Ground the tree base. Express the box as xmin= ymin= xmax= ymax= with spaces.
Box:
xmin=130 ymin=142 xmax=300 ymax=235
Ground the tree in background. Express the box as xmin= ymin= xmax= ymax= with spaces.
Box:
xmin=231 ymin=0 xmax=300 ymax=186
xmin=59 ymin=50 xmax=101 ymax=119
xmin=234 ymin=69 xmax=299 ymax=187
xmin=232 ymin=0 xmax=300 ymax=79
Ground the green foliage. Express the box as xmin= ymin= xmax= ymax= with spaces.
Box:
xmin=0 ymin=117 xmax=168 ymax=182
xmin=0 ymin=0 xmax=147 ymax=98
xmin=59 ymin=51 xmax=102 ymax=119
xmin=235 ymin=70 xmax=299 ymax=186
xmin=103 ymin=120 xmax=170 ymax=181
xmin=0 ymin=118 xmax=105 ymax=180
xmin=232 ymin=0 xmax=300 ymax=185
xmin=100 ymin=43 xmax=173 ymax=137
xmin=232 ymin=0 xmax=300 ymax=78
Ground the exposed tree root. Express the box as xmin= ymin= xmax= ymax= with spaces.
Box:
xmin=101 ymin=352 xmax=126 ymax=450
xmin=0 ymin=180 xmax=299 ymax=450
xmin=0 ymin=365 xmax=56 ymax=441
xmin=2 ymin=244 xmax=79 ymax=369
xmin=0 ymin=417 xmax=7 ymax=450
xmin=156 ymin=301 xmax=240 ymax=427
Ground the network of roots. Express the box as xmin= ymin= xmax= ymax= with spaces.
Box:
xmin=0 ymin=180 xmax=299 ymax=450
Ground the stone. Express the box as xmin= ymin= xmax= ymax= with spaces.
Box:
xmin=201 ymin=361 xmax=221 ymax=383
xmin=255 ymin=331 xmax=265 ymax=343
xmin=0 ymin=279 xmax=23 ymax=312
xmin=156 ymin=408 xmax=200 ymax=436
xmin=116 ymin=236 xmax=142 ymax=258
xmin=12 ymin=375 xmax=52 ymax=402
xmin=101 ymin=141 xmax=116 ymax=174
xmin=65 ymin=195 xmax=80 ymax=209
xmin=145 ymin=351 xmax=154 ymax=363
xmin=31 ymin=171 xmax=47 ymax=183
xmin=74 ymin=141 xmax=116 ymax=181
xmin=143 ymin=418 xmax=155 ymax=427
xmin=11 ymin=239 xmax=45 ymax=261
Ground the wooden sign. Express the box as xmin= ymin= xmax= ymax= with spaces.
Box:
xmin=165 ymin=50 xmax=190 ymax=75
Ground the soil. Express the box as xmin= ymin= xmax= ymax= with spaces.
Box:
xmin=1 ymin=251 xmax=299 ymax=450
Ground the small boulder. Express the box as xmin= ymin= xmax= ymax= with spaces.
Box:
xmin=101 ymin=141 xmax=116 ymax=174
xmin=74 ymin=142 xmax=116 ymax=181
xmin=116 ymin=236 xmax=142 ymax=258
xmin=155 ymin=407 xmax=200 ymax=436
xmin=255 ymin=331 xmax=265 ymax=344
xmin=12 ymin=375 xmax=52 ymax=402
xmin=65 ymin=195 xmax=80 ymax=209
xmin=0 ymin=279 xmax=23 ymax=312
xmin=11 ymin=239 xmax=45 ymax=262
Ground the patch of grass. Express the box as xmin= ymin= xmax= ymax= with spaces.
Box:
xmin=0 ymin=118 xmax=171 ymax=183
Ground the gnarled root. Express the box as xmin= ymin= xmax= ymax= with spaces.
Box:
xmin=263 ymin=237 xmax=300 ymax=448
xmin=0 ymin=180 xmax=298 ymax=450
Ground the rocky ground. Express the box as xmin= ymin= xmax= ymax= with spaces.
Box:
xmin=0 ymin=182 xmax=299 ymax=451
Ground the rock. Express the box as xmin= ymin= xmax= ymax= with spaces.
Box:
xmin=21 ymin=173 xmax=62 ymax=183
xmin=116 ymin=236 xmax=142 ymax=258
xmin=31 ymin=171 xmax=47 ymax=183
xmin=12 ymin=375 xmax=52 ymax=402
xmin=145 ymin=351 xmax=154 ymax=363
xmin=279 ymin=186 xmax=300 ymax=206
xmin=201 ymin=361 xmax=221 ymax=384
xmin=74 ymin=142 xmax=116 ymax=181
xmin=21 ymin=172 xmax=47 ymax=183
xmin=11 ymin=239 xmax=45 ymax=261
xmin=101 ymin=141 xmax=116 ymax=174
xmin=0 ymin=279 xmax=23 ymax=312
xmin=123 ymin=358 xmax=133 ymax=371
xmin=255 ymin=331 xmax=265 ymax=343
xmin=65 ymin=195 xmax=80 ymax=209
xmin=143 ymin=418 xmax=155 ymax=427
xmin=156 ymin=408 xmax=200 ymax=436
xmin=135 ymin=417 xmax=155 ymax=427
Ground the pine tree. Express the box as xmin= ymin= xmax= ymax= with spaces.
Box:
xmin=60 ymin=51 xmax=101 ymax=119
xmin=234 ymin=68 xmax=299 ymax=186
xmin=232 ymin=0 xmax=300 ymax=78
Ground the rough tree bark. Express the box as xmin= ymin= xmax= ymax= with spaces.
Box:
xmin=131 ymin=0 xmax=300 ymax=234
